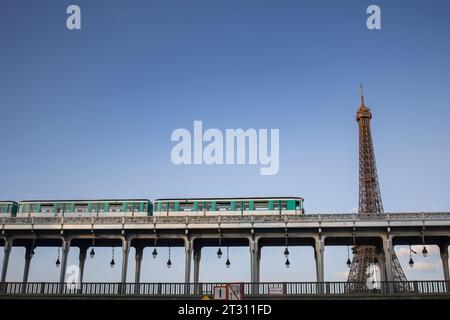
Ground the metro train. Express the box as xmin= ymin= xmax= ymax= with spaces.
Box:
xmin=0 ymin=197 xmax=304 ymax=218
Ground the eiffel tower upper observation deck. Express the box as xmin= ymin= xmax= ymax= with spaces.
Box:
xmin=347 ymin=84 xmax=408 ymax=283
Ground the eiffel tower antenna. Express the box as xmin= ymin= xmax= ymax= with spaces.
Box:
xmin=347 ymin=84 xmax=408 ymax=285
xmin=360 ymin=82 xmax=365 ymax=106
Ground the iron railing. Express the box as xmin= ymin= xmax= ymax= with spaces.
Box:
xmin=2 ymin=212 xmax=450 ymax=227
xmin=0 ymin=281 xmax=449 ymax=297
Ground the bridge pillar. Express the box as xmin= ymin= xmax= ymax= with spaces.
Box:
xmin=249 ymin=239 xmax=258 ymax=283
xmin=135 ymin=246 xmax=143 ymax=283
xmin=193 ymin=244 xmax=201 ymax=295
xmin=59 ymin=239 xmax=70 ymax=293
xmin=314 ymin=238 xmax=324 ymax=283
xmin=249 ymin=238 xmax=259 ymax=294
xmin=184 ymin=239 xmax=193 ymax=284
xmin=134 ymin=246 xmax=143 ymax=294
xmin=439 ymin=244 xmax=449 ymax=282
xmin=1 ymin=239 xmax=12 ymax=284
xmin=121 ymin=239 xmax=131 ymax=288
xmin=255 ymin=246 xmax=261 ymax=283
xmin=377 ymin=248 xmax=386 ymax=283
xmin=22 ymin=245 xmax=34 ymax=287
xmin=78 ymin=246 xmax=87 ymax=288
xmin=382 ymin=237 xmax=394 ymax=282
xmin=193 ymin=245 xmax=201 ymax=284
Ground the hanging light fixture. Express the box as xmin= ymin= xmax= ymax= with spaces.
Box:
xmin=152 ymin=237 xmax=158 ymax=259
xmin=422 ymin=246 xmax=428 ymax=258
xmin=284 ymin=231 xmax=289 ymax=258
xmin=217 ymin=233 xmax=222 ymax=259
xmin=225 ymin=246 xmax=230 ymax=268
xmin=346 ymin=245 xmax=352 ymax=267
xmin=217 ymin=247 xmax=223 ymax=259
xmin=110 ymin=247 xmax=115 ymax=268
xmin=55 ymin=247 xmax=61 ymax=268
xmin=167 ymin=246 xmax=172 ymax=268
xmin=90 ymin=238 xmax=95 ymax=258
xmin=421 ymin=229 xmax=428 ymax=258
xmin=409 ymin=245 xmax=414 ymax=268
xmin=285 ymin=258 xmax=290 ymax=268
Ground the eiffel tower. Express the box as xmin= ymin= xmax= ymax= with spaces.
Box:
xmin=347 ymin=84 xmax=408 ymax=284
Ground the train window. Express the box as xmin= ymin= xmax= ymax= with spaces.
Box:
xmin=168 ymin=202 xmax=175 ymax=211
xmin=134 ymin=203 xmax=141 ymax=212
xmin=109 ymin=203 xmax=123 ymax=212
xmin=30 ymin=204 xmax=40 ymax=213
xmin=0 ymin=205 xmax=6 ymax=213
xmin=54 ymin=203 xmax=63 ymax=213
xmin=281 ymin=201 xmax=287 ymax=210
xmin=273 ymin=201 xmax=280 ymax=210
xmin=99 ymin=203 xmax=107 ymax=212
xmin=197 ymin=202 xmax=210 ymax=211
xmin=216 ymin=202 xmax=230 ymax=211
xmin=143 ymin=203 xmax=148 ymax=212
xmin=161 ymin=203 xmax=167 ymax=211
xmin=295 ymin=201 xmax=301 ymax=210
xmin=63 ymin=203 xmax=74 ymax=213
xmin=74 ymin=203 xmax=88 ymax=213
xmin=179 ymin=203 xmax=193 ymax=211
xmin=20 ymin=204 xmax=30 ymax=213
xmin=125 ymin=203 xmax=133 ymax=212
xmin=88 ymin=203 xmax=98 ymax=212
xmin=235 ymin=202 xmax=242 ymax=211
xmin=254 ymin=201 xmax=269 ymax=211
xmin=244 ymin=202 xmax=250 ymax=211
xmin=40 ymin=204 xmax=53 ymax=213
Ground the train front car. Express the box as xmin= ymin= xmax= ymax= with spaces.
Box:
xmin=153 ymin=197 xmax=304 ymax=216
xmin=17 ymin=199 xmax=153 ymax=217
xmin=0 ymin=201 xmax=18 ymax=217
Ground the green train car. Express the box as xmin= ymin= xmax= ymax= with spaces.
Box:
xmin=0 ymin=201 xmax=18 ymax=217
xmin=17 ymin=199 xmax=152 ymax=217
xmin=153 ymin=197 xmax=304 ymax=216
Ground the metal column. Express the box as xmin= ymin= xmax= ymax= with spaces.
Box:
xmin=78 ymin=246 xmax=87 ymax=288
xmin=382 ymin=237 xmax=394 ymax=282
xmin=1 ymin=240 xmax=12 ymax=283
xmin=59 ymin=239 xmax=70 ymax=284
xmin=193 ymin=245 xmax=201 ymax=284
xmin=135 ymin=246 xmax=143 ymax=284
xmin=440 ymin=244 xmax=449 ymax=282
xmin=121 ymin=240 xmax=130 ymax=286
xmin=184 ymin=239 xmax=193 ymax=284
xmin=22 ymin=245 xmax=34 ymax=285
xmin=314 ymin=238 xmax=324 ymax=283
xmin=134 ymin=246 xmax=143 ymax=294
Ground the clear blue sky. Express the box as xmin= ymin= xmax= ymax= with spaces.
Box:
xmin=1 ymin=0 xmax=449 ymax=283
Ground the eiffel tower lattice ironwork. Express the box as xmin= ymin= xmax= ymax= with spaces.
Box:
xmin=347 ymin=84 xmax=408 ymax=284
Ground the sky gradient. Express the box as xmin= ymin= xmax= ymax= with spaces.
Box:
xmin=1 ymin=0 xmax=449 ymax=283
